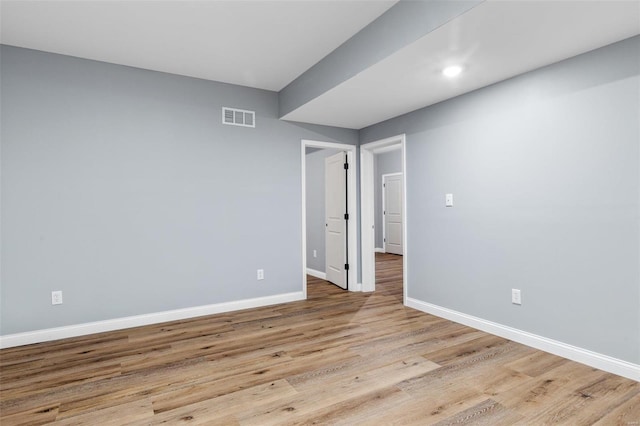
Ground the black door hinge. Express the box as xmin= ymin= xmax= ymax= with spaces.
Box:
xmin=344 ymin=213 xmax=349 ymax=220
xmin=344 ymin=163 xmax=349 ymax=170
xmin=344 ymin=263 xmax=350 ymax=270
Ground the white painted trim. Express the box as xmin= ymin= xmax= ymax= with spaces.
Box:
xmin=372 ymin=144 xmax=402 ymax=154
xmin=375 ymin=247 xmax=385 ymax=253
xmin=402 ymin=142 xmax=408 ymax=305
xmin=360 ymin=134 xmax=407 ymax=303
xmin=406 ymin=297 xmax=640 ymax=382
xmin=381 ymin=172 xmax=403 ymax=255
xmin=302 ymin=139 xmax=356 ymax=152
xmin=306 ymin=268 xmax=326 ymax=280
xmin=360 ymin=148 xmax=376 ymax=292
xmin=0 ymin=292 xmax=304 ymax=349
xmin=301 ymin=144 xmax=309 ymax=300
xmin=346 ymin=149 xmax=358 ymax=291
xmin=301 ymin=140 xmax=358 ymax=293
xmin=362 ymin=134 xmax=406 ymax=150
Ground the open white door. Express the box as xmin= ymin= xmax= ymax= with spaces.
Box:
xmin=325 ymin=151 xmax=347 ymax=289
xmin=383 ymin=173 xmax=403 ymax=255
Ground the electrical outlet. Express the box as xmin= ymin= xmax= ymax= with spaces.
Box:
xmin=445 ymin=193 xmax=454 ymax=207
xmin=313 ymin=250 xmax=317 ymax=258
xmin=52 ymin=290 xmax=63 ymax=305
xmin=512 ymin=289 xmax=522 ymax=305
xmin=257 ymin=269 xmax=264 ymax=280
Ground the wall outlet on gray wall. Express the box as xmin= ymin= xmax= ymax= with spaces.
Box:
xmin=257 ymin=269 xmax=264 ymax=280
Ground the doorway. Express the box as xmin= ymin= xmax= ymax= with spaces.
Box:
xmin=382 ymin=172 xmax=403 ymax=255
xmin=360 ymin=135 xmax=407 ymax=302
xmin=301 ymin=140 xmax=358 ymax=299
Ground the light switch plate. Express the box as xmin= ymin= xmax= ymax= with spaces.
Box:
xmin=512 ymin=289 xmax=522 ymax=305
xmin=445 ymin=193 xmax=454 ymax=207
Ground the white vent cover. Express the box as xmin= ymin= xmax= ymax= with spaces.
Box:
xmin=222 ymin=107 xmax=255 ymax=128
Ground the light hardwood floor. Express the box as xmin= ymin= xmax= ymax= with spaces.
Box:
xmin=1 ymin=253 xmax=638 ymax=425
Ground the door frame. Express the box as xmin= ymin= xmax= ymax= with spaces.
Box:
xmin=382 ymin=172 xmax=403 ymax=254
xmin=301 ymin=139 xmax=359 ymax=298
xmin=360 ymin=134 xmax=407 ymax=303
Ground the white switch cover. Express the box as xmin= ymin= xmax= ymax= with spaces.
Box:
xmin=313 ymin=250 xmax=317 ymax=258
xmin=512 ymin=289 xmax=522 ymax=305
xmin=445 ymin=193 xmax=454 ymax=207
xmin=257 ymin=269 xmax=264 ymax=280
xmin=52 ymin=290 xmax=63 ymax=305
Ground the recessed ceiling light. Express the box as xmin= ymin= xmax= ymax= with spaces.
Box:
xmin=442 ymin=65 xmax=463 ymax=78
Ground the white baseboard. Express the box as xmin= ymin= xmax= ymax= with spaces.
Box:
xmin=375 ymin=247 xmax=385 ymax=253
xmin=305 ymin=268 xmax=326 ymax=280
xmin=361 ymin=281 xmax=374 ymax=292
xmin=406 ymin=297 xmax=640 ymax=382
xmin=0 ymin=292 xmax=305 ymax=349
xmin=306 ymin=268 xmax=360 ymax=292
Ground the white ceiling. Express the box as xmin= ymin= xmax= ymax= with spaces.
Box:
xmin=1 ymin=0 xmax=639 ymax=129
xmin=284 ymin=0 xmax=640 ymax=128
xmin=0 ymin=0 xmax=396 ymax=91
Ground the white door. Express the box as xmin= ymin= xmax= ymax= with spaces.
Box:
xmin=325 ymin=152 xmax=347 ymax=289
xmin=383 ymin=173 xmax=403 ymax=255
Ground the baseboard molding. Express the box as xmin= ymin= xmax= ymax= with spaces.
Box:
xmin=0 ymin=292 xmax=305 ymax=349
xmin=406 ymin=297 xmax=640 ymax=382
xmin=375 ymin=247 xmax=385 ymax=253
xmin=305 ymin=269 xmax=360 ymax=291
xmin=305 ymin=268 xmax=326 ymax=280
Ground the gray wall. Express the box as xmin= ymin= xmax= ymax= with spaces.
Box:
xmin=305 ymin=148 xmax=342 ymax=273
xmin=0 ymin=45 xmax=357 ymax=335
xmin=375 ymin=149 xmax=403 ymax=249
xmin=360 ymin=36 xmax=640 ymax=364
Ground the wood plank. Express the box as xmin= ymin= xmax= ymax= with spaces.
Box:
xmin=0 ymin=404 xmax=59 ymax=426
xmin=352 ymin=387 xmax=489 ymax=425
xmin=146 ymin=380 xmax=297 ymax=425
xmin=520 ymin=373 xmax=640 ymax=425
xmin=237 ymin=356 xmax=440 ymax=425
xmin=284 ymin=386 xmax=412 ymax=426
xmin=431 ymin=398 xmax=524 ymax=425
xmin=51 ymin=400 xmax=154 ymax=425
xmin=593 ymin=391 xmax=640 ymax=425
xmin=504 ymin=349 xmax=569 ymax=377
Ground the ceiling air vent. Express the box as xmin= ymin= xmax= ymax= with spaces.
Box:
xmin=222 ymin=107 xmax=255 ymax=128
